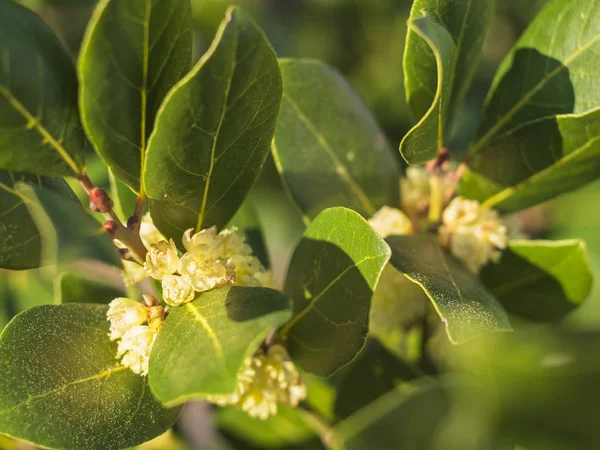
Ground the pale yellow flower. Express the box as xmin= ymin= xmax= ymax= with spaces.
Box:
xmin=117 ymin=325 xmax=157 ymax=376
xmin=182 ymin=226 xmax=223 ymax=253
xmin=107 ymin=297 xmax=147 ymax=341
xmin=162 ymin=274 xmax=196 ymax=306
xmin=145 ymin=239 xmax=179 ymax=280
xmin=401 ymin=166 xmax=431 ymax=214
xmin=368 ymin=206 xmax=413 ymax=238
xmin=140 ymin=213 xmax=165 ymax=248
xmin=177 ymin=245 xmax=233 ymax=292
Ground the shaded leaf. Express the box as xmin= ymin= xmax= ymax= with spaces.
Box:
xmin=79 ymin=0 xmax=193 ymax=191
xmin=481 ymin=239 xmax=592 ymax=322
xmin=148 ymin=286 xmax=291 ymax=406
xmin=0 ymin=170 xmax=76 ymax=270
xmin=109 ymin=170 xmax=139 ymax=221
xmin=0 ymin=0 xmax=87 ymax=176
xmin=472 ymin=0 xmax=600 ymax=155
xmin=272 ymin=59 xmax=399 ymax=221
xmin=144 ymin=7 xmax=282 ymax=240
xmin=0 ymin=304 xmax=180 ymax=449
xmin=280 ymin=207 xmax=391 ymax=376
xmin=386 ymin=234 xmax=512 ymax=344
xmin=460 ymin=108 xmax=600 ymax=212
xmin=57 ymin=272 xmax=125 ymax=304
xmin=400 ymin=14 xmax=456 ymax=164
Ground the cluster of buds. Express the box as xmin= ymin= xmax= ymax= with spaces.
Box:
xmin=438 ymin=197 xmax=508 ymax=274
xmin=107 ymin=295 xmax=166 ymax=375
xmin=206 ymin=345 xmax=306 ymax=420
xmin=144 ymin=226 xmax=274 ymax=306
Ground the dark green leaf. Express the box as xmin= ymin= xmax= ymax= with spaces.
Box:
xmin=0 ymin=1 xmax=87 ymax=176
xmin=460 ymin=108 xmax=600 ymax=212
xmin=0 ymin=304 xmax=180 ymax=449
xmin=472 ymin=0 xmax=600 ymax=155
xmin=400 ymin=14 xmax=456 ymax=164
xmin=79 ymin=0 xmax=193 ymax=191
xmin=481 ymin=239 xmax=592 ymax=322
xmin=272 ymin=59 xmax=399 ymax=221
xmin=404 ymin=0 xmax=494 ymax=122
xmin=280 ymin=207 xmax=391 ymax=376
xmin=148 ymin=286 xmax=291 ymax=406
xmin=18 ymin=183 xmax=121 ymax=268
xmin=0 ymin=171 xmax=76 ymax=270
xmin=144 ymin=7 xmax=282 ymax=240
xmin=334 ymin=340 xmax=420 ymax=419
xmin=386 ymin=235 xmax=512 ymax=344
xmin=57 ymin=272 xmax=125 ymax=304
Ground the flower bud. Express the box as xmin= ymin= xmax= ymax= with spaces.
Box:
xmin=368 ymin=206 xmax=413 ymax=238
xmin=145 ymin=239 xmax=179 ymax=280
xmin=89 ymin=187 xmax=113 ymax=213
xmin=140 ymin=213 xmax=165 ymax=248
xmin=117 ymin=325 xmax=157 ymax=375
xmin=162 ymin=274 xmax=195 ymax=306
xmin=107 ymin=298 xmax=148 ymax=341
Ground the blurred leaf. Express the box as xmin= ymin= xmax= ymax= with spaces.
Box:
xmin=334 ymin=340 xmax=420 ymax=419
xmin=228 ymin=199 xmax=269 ymax=268
xmin=0 ymin=170 xmax=76 ymax=270
xmin=280 ymin=207 xmax=391 ymax=376
xmin=481 ymin=240 xmax=592 ymax=322
xmin=148 ymin=286 xmax=291 ymax=406
xmin=472 ymin=0 xmax=600 ymax=155
xmin=404 ymin=0 xmax=494 ymax=123
xmin=18 ymin=183 xmax=121 ymax=268
xmin=79 ymin=0 xmax=192 ymax=191
xmin=460 ymin=108 xmax=600 ymax=212
xmin=0 ymin=0 xmax=87 ymax=176
xmin=386 ymin=235 xmax=512 ymax=344
xmin=272 ymin=59 xmax=399 ymax=221
xmin=57 ymin=272 xmax=124 ymax=304
xmin=0 ymin=304 xmax=180 ymax=449
xmin=400 ymin=14 xmax=455 ymax=164
xmin=145 ymin=7 xmax=282 ymax=240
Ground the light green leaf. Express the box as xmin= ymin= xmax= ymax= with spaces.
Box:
xmin=0 ymin=1 xmax=87 ymax=177
xmin=386 ymin=235 xmax=512 ymax=344
xmin=472 ymin=0 xmax=600 ymax=155
xmin=144 ymin=7 xmax=282 ymax=240
xmin=79 ymin=0 xmax=192 ymax=192
xmin=0 ymin=304 xmax=180 ymax=449
xmin=404 ymin=0 xmax=494 ymax=120
xmin=272 ymin=59 xmax=399 ymax=221
xmin=109 ymin=170 xmax=139 ymax=221
xmin=481 ymin=239 xmax=592 ymax=322
xmin=280 ymin=207 xmax=391 ymax=376
xmin=400 ymin=13 xmax=456 ymax=165
xmin=148 ymin=286 xmax=291 ymax=406
xmin=460 ymin=108 xmax=600 ymax=212
xmin=57 ymin=272 xmax=125 ymax=305
xmin=0 ymin=170 xmax=76 ymax=270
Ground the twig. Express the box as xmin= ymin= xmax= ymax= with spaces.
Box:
xmin=298 ymin=404 xmax=343 ymax=450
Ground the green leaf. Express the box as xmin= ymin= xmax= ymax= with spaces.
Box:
xmin=471 ymin=0 xmax=600 ymax=155
xmin=400 ymin=13 xmax=456 ymax=165
xmin=148 ymin=286 xmax=291 ymax=406
xmin=279 ymin=207 xmax=391 ymax=376
xmin=0 ymin=171 xmax=76 ymax=270
xmin=57 ymin=272 xmax=125 ymax=304
xmin=0 ymin=1 xmax=87 ymax=177
xmin=109 ymin=170 xmax=139 ymax=220
xmin=386 ymin=235 xmax=512 ymax=344
xmin=0 ymin=304 xmax=180 ymax=449
xmin=460 ymin=108 xmax=600 ymax=212
xmin=144 ymin=7 xmax=282 ymax=240
xmin=334 ymin=340 xmax=420 ymax=419
xmin=18 ymin=183 xmax=121 ymax=268
xmin=79 ymin=0 xmax=192 ymax=192
xmin=481 ymin=239 xmax=592 ymax=322
xmin=404 ymin=0 xmax=494 ymax=122
xmin=272 ymin=59 xmax=399 ymax=221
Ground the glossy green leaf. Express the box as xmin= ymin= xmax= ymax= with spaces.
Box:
xmin=144 ymin=7 xmax=282 ymax=240
xmin=472 ymin=0 xmax=600 ymax=155
xmin=404 ymin=0 xmax=494 ymax=121
xmin=0 ymin=1 xmax=87 ymax=177
xmin=57 ymin=272 xmax=125 ymax=304
xmin=79 ymin=0 xmax=192 ymax=191
xmin=0 ymin=304 xmax=180 ymax=449
xmin=272 ymin=59 xmax=399 ymax=221
xmin=280 ymin=207 xmax=391 ymax=376
xmin=400 ymin=14 xmax=456 ymax=165
xmin=18 ymin=183 xmax=121 ymax=268
xmin=0 ymin=171 xmax=76 ymax=270
xmin=481 ymin=240 xmax=592 ymax=322
xmin=460 ymin=108 xmax=600 ymax=212
xmin=148 ymin=286 xmax=291 ymax=406
xmin=386 ymin=235 xmax=512 ymax=344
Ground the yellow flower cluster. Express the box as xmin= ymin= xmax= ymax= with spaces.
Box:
xmin=145 ymin=226 xmax=275 ymax=306
xmin=206 ymin=345 xmax=306 ymax=420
